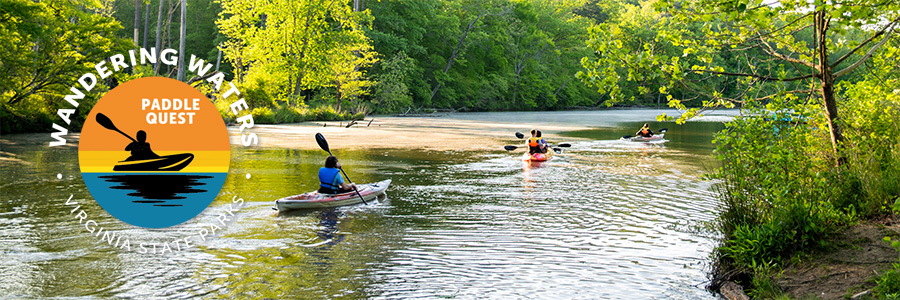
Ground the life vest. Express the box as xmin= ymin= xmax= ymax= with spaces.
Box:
xmin=528 ymin=137 xmax=541 ymax=147
xmin=319 ymin=167 xmax=341 ymax=190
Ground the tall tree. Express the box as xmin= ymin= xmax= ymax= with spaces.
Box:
xmin=177 ymin=0 xmax=186 ymax=81
xmin=429 ymin=0 xmax=509 ymax=102
xmin=142 ymin=1 xmax=150 ymax=48
xmin=133 ymin=0 xmax=141 ymax=45
xmin=0 ymin=0 xmax=131 ymax=129
xmin=580 ymin=0 xmax=900 ymax=166
xmin=155 ymin=0 xmax=164 ymax=73
xmin=217 ymin=0 xmax=377 ymax=103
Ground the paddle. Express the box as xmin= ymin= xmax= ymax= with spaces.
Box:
xmin=96 ymin=113 xmax=137 ymax=143
xmin=515 ymin=132 xmax=525 ymax=139
xmin=622 ymin=128 xmax=667 ymax=139
xmin=315 ymin=133 xmax=368 ymax=205
xmin=503 ymin=143 xmax=571 ymax=151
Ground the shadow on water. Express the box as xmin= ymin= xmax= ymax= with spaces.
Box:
xmin=98 ymin=174 xmax=212 ymax=204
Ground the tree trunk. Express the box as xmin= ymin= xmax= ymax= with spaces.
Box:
xmin=166 ymin=0 xmax=174 ymax=75
xmin=513 ymin=73 xmax=519 ymax=103
xmin=134 ymin=0 xmax=141 ymax=46
xmin=293 ymin=3 xmax=316 ymax=96
xmin=177 ymin=0 xmax=186 ymax=81
xmin=143 ymin=2 xmax=151 ymax=48
xmin=154 ymin=0 xmax=164 ymax=73
xmin=816 ymin=10 xmax=846 ymax=166
xmin=430 ymin=11 xmax=486 ymax=101
xmin=215 ymin=47 xmax=222 ymax=72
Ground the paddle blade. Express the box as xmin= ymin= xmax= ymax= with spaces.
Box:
xmin=659 ymin=128 xmax=668 ymax=133
xmin=504 ymin=145 xmax=518 ymax=151
xmin=552 ymin=148 xmax=562 ymax=153
xmin=556 ymin=143 xmax=571 ymax=147
xmin=621 ymin=135 xmax=633 ymax=139
xmin=96 ymin=113 xmax=117 ymax=131
xmin=315 ymin=133 xmax=330 ymax=152
xmin=515 ymin=132 xmax=524 ymax=139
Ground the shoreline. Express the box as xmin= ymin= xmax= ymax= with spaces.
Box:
xmin=236 ymin=116 xmax=594 ymax=151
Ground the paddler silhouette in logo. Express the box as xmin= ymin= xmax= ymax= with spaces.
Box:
xmin=96 ymin=113 xmax=194 ymax=171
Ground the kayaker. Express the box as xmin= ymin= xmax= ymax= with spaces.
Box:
xmin=318 ymin=156 xmax=357 ymax=194
xmin=527 ymin=130 xmax=546 ymax=154
xmin=635 ymin=123 xmax=654 ymax=137
xmin=124 ymin=130 xmax=160 ymax=161
xmin=536 ymin=130 xmax=549 ymax=153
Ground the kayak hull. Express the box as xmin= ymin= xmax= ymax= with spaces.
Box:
xmin=524 ymin=151 xmax=551 ymax=162
xmin=624 ymin=133 xmax=665 ymax=142
xmin=276 ymin=179 xmax=391 ymax=211
xmin=113 ymin=153 xmax=194 ymax=171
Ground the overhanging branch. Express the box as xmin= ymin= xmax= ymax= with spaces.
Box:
xmin=833 ymin=22 xmax=898 ymax=78
xmin=693 ymin=69 xmax=816 ymax=82
xmin=831 ymin=14 xmax=900 ymax=68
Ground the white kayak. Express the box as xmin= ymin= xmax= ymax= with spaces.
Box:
xmin=275 ymin=179 xmax=391 ymax=211
xmin=623 ymin=133 xmax=665 ymax=142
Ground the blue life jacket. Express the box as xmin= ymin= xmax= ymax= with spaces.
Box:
xmin=319 ymin=167 xmax=341 ymax=191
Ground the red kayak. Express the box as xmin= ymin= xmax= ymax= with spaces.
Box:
xmin=523 ymin=151 xmax=551 ymax=162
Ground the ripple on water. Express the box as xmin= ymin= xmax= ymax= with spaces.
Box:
xmin=2 ymin=128 xmax=721 ymax=299
xmin=367 ymin=144 xmax=719 ymax=299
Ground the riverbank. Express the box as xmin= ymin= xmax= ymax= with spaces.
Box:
xmin=775 ymin=218 xmax=900 ymax=299
xmin=239 ymin=115 xmax=592 ymax=151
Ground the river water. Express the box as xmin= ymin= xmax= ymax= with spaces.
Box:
xmin=1 ymin=110 xmax=734 ymax=299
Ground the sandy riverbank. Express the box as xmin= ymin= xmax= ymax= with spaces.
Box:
xmin=230 ymin=116 xmax=593 ymax=151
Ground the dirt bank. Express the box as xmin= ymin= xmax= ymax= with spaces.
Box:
xmin=773 ymin=218 xmax=900 ymax=299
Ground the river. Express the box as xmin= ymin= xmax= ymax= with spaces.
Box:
xmin=0 ymin=110 xmax=736 ymax=299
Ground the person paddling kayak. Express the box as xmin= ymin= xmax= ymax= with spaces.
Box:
xmin=124 ymin=130 xmax=161 ymax=161
xmin=536 ymin=131 xmax=549 ymax=153
xmin=318 ymin=156 xmax=357 ymax=194
xmin=527 ymin=129 xmax=548 ymax=154
xmin=635 ymin=123 xmax=654 ymax=138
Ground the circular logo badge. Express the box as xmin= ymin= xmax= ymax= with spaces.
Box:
xmin=79 ymin=77 xmax=230 ymax=228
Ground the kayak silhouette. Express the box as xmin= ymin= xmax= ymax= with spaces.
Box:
xmin=96 ymin=113 xmax=194 ymax=172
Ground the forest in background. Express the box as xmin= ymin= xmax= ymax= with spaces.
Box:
xmin=2 ymin=0 xmax=642 ymax=133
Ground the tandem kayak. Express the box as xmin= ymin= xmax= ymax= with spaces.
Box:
xmin=113 ymin=153 xmax=194 ymax=171
xmin=276 ymin=179 xmax=392 ymax=211
xmin=524 ymin=151 xmax=551 ymax=162
xmin=623 ymin=134 xmax=665 ymax=142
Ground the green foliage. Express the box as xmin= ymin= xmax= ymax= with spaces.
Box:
xmin=372 ymin=51 xmax=415 ymax=113
xmin=876 ymin=237 xmax=900 ymax=299
xmin=0 ymin=0 xmax=132 ymax=133
xmin=711 ymin=47 xmax=900 ymax=291
xmin=364 ymin=0 xmax=599 ymax=112
xmin=581 ymin=0 xmax=900 ymax=125
xmin=217 ymin=0 xmax=376 ymax=103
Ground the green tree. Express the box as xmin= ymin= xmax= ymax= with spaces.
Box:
xmin=1 ymin=0 xmax=132 ymax=132
xmin=217 ymin=0 xmax=377 ymax=105
xmin=372 ymin=51 xmax=415 ymax=112
xmin=580 ymin=0 xmax=900 ymax=165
